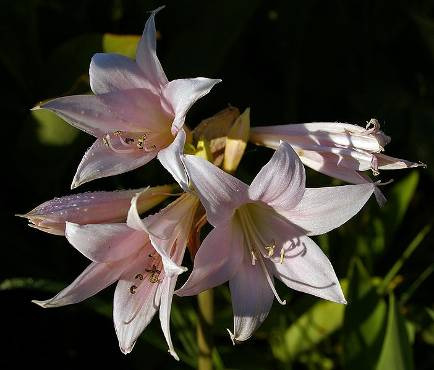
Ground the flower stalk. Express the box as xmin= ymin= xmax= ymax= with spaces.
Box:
xmin=197 ymin=289 xmax=214 ymax=370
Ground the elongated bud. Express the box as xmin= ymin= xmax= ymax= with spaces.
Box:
xmin=250 ymin=120 xmax=425 ymax=186
xmin=223 ymin=108 xmax=250 ymax=173
xmin=18 ymin=185 xmax=175 ymax=235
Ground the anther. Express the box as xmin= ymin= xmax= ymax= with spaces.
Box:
xmin=102 ymin=137 xmax=109 ymax=147
xmin=135 ymin=273 xmax=144 ymax=280
xmin=113 ymin=130 xmax=123 ymax=136
xmin=279 ymin=247 xmax=285 ymax=264
xmin=145 ymin=265 xmax=161 ymax=283
xmin=366 ymin=118 xmax=380 ymax=132
xmin=129 ymin=285 xmax=137 ymax=294
xmin=251 ymin=250 xmax=257 ymax=265
xmin=264 ymin=239 xmax=276 ymax=257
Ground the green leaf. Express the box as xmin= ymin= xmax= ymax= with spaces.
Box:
xmin=32 ymin=109 xmax=79 ymax=146
xmin=381 ymin=172 xmax=419 ymax=240
xmin=379 ymin=225 xmax=431 ymax=294
xmin=270 ymin=279 xmax=348 ymax=362
xmin=102 ymin=33 xmax=140 ymax=58
xmin=284 ymin=300 xmax=345 ymax=358
xmin=376 ymin=293 xmax=414 ymax=370
xmin=342 ymin=258 xmax=388 ymax=370
xmin=0 ymin=277 xmax=63 ymax=292
xmin=170 ymin=301 xmax=197 ymax=367
xmin=44 ymin=32 xmax=140 ymax=96
xmin=351 ymin=172 xmax=420 ymax=266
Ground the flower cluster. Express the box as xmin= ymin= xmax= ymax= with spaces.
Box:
xmin=21 ymin=7 xmax=425 ymax=360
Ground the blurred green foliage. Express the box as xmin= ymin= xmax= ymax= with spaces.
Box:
xmin=2 ymin=0 xmax=433 ymax=369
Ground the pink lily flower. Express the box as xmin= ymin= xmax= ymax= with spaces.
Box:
xmin=176 ymin=142 xmax=375 ymax=343
xmin=250 ymin=119 xmax=425 ymax=204
xmin=33 ymin=7 xmax=220 ymax=189
xmin=18 ymin=185 xmax=173 ymax=235
xmin=33 ymin=190 xmax=200 ymax=358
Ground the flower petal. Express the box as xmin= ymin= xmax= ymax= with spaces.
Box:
xmin=157 ymin=129 xmax=189 ymax=190
xmin=294 ymin=148 xmax=374 ymax=183
xmin=249 ymin=141 xmax=306 ymax=210
xmin=183 ymin=155 xmax=249 ymax=227
xmin=38 ymin=88 xmax=169 ymax=137
xmin=176 ymin=220 xmax=244 ymax=296
xmin=279 ymin=183 xmax=374 ymax=236
xmin=162 ymin=78 xmax=221 ymax=135
xmin=89 ymin=53 xmax=151 ymax=94
xmin=113 ymin=248 xmax=161 ymax=354
xmin=251 ymin=122 xmax=385 ymax=153
xmin=65 ymin=222 xmax=145 ymax=262
xmin=228 ymin=258 xmax=274 ymax=343
xmin=135 ymin=6 xmax=168 ymax=91
xmin=271 ymin=235 xmax=346 ymax=303
xmin=376 ymin=153 xmax=426 ymax=170
xmin=127 ymin=192 xmax=196 ymax=277
xmin=32 ymin=260 xmax=127 ymax=308
xmin=71 ymin=137 xmax=156 ymax=189
xmin=19 ymin=187 xmax=150 ymax=235
xmin=159 ymin=276 xmax=180 ymax=360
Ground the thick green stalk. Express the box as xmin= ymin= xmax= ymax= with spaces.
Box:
xmin=197 ymin=289 xmax=214 ymax=370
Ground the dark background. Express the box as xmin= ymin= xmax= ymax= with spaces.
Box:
xmin=2 ymin=0 xmax=433 ymax=369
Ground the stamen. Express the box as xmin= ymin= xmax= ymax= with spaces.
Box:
xmin=279 ymin=247 xmax=285 ymax=264
xmin=375 ymin=179 xmax=394 ymax=187
xmin=257 ymin=254 xmax=286 ymax=305
xmin=251 ymin=250 xmax=257 ymax=265
xmin=123 ymin=301 xmax=144 ymax=325
xmin=129 ymin=285 xmax=137 ymax=294
xmin=365 ymin=118 xmax=380 ymax=132
xmin=137 ymin=136 xmax=145 ymax=149
xmin=371 ymin=156 xmax=380 ymax=176
xmin=145 ymin=265 xmax=161 ymax=283
xmin=123 ymin=137 xmax=135 ymax=144
xmin=241 ymin=208 xmax=277 ymax=258
xmin=104 ymin=134 xmax=136 ymax=154
xmin=135 ymin=273 xmax=144 ymax=280
xmin=265 ymin=239 xmax=276 ymax=257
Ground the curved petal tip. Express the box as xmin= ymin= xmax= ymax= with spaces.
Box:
xmin=169 ymin=349 xmax=180 ymax=361
xmin=227 ymin=328 xmax=237 ymax=345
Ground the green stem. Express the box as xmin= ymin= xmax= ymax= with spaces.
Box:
xmin=379 ymin=225 xmax=431 ymax=294
xmin=197 ymin=289 xmax=214 ymax=370
xmin=400 ymin=263 xmax=434 ymax=305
